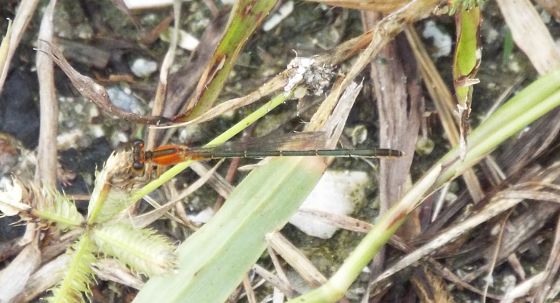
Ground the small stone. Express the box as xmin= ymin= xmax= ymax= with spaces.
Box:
xmin=130 ymin=58 xmax=158 ymax=78
xmin=160 ymin=29 xmax=200 ymax=51
xmin=107 ymin=86 xmax=146 ymax=115
xmin=263 ymin=1 xmax=294 ymax=32
xmin=289 ymin=171 xmax=369 ymax=239
xmin=422 ymin=20 xmax=452 ymax=58
xmin=188 ymin=207 xmax=215 ymax=225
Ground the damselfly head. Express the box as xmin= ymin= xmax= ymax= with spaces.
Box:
xmin=131 ymin=139 xmax=146 ymax=171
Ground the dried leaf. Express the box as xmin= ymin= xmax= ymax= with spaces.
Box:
xmin=0 ymin=178 xmax=30 ymax=216
xmin=0 ymin=242 xmax=41 ymax=302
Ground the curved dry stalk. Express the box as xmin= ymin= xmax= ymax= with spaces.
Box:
xmin=36 ymin=42 xmax=169 ymax=125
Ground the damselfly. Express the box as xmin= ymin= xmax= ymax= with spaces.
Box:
xmin=131 ymin=132 xmax=402 ymax=170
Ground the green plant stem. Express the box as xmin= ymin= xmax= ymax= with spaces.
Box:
xmin=453 ymin=5 xmax=481 ymax=106
xmin=437 ymin=69 xmax=560 ymax=183
xmin=128 ymin=92 xmax=292 ymax=206
xmin=48 ymin=234 xmax=96 ymax=302
xmin=86 ymin=183 xmax=109 ymax=225
xmin=290 ymin=69 xmax=560 ymax=302
xmin=176 ymin=0 xmax=279 ymax=121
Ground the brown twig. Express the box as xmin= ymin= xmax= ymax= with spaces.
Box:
xmin=0 ymin=0 xmax=40 ymax=95
xmin=481 ymin=209 xmax=513 ymax=303
xmin=36 ymin=41 xmax=170 ymax=125
xmin=531 ymin=213 xmax=560 ymax=302
xmin=146 ymin=1 xmax=181 ymax=149
xmin=35 ymin=0 xmax=58 ymax=186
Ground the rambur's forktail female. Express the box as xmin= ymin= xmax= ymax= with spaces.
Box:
xmin=131 ymin=132 xmax=402 ymax=171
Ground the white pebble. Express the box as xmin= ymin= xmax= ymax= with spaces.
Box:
xmin=289 ymin=171 xmax=369 ymax=239
xmin=130 ymin=58 xmax=158 ymax=78
xmin=188 ymin=207 xmax=215 ymax=225
xmin=422 ymin=20 xmax=452 ymax=58
xmin=160 ymin=28 xmax=200 ymax=51
xmin=263 ymin=1 xmax=294 ymax=32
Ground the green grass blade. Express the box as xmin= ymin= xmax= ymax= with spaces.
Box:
xmin=175 ymin=0 xmax=279 ymax=121
xmin=47 ymin=235 xmax=96 ymax=303
xmin=134 ymin=157 xmax=326 ymax=302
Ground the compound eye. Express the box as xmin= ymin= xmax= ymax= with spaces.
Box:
xmin=132 ymin=161 xmax=145 ymax=171
xmin=132 ymin=139 xmax=144 ymax=149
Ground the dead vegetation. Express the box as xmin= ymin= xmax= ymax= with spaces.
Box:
xmin=0 ymin=0 xmax=560 ymax=302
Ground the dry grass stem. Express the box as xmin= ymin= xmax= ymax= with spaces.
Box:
xmin=296 ymin=208 xmax=373 ymax=233
xmin=534 ymin=0 xmax=560 ymax=20
xmin=35 ymin=0 xmax=58 ymax=186
xmin=532 ymin=215 xmax=560 ymax=302
xmin=306 ymin=0 xmax=409 ymax=12
xmin=93 ymin=258 xmax=144 ymax=290
xmin=155 ymin=70 xmax=290 ymax=129
xmin=406 ymin=26 xmax=484 ymax=203
xmin=242 ymin=274 xmax=257 ymax=303
xmin=496 ymin=0 xmax=560 ymax=74
xmin=410 ymin=269 xmax=455 ymax=303
xmin=252 ymin=264 xmax=297 ymax=298
xmin=363 ymin=12 xmax=423 ymax=245
xmin=38 ymin=42 xmax=168 ymax=125
xmin=266 ymin=232 xmax=327 ymax=287
xmin=16 ymin=253 xmax=70 ymax=302
xmin=0 ymin=242 xmax=41 ymax=302
xmin=481 ymin=210 xmax=512 ymax=303
xmin=501 ymin=272 xmax=546 ymax=303
xmin=146 ymin=0 xmax=181 ymax=149
xmin=267 ymin=246 xmax=292 ymax=292
xmin=371 ymin=161 xmax=560 ymax=288
xmin=130 ymin=160 xmax=223 ymax=228
xmin=0 ymin=0 xmax=40 ymax=94
xmin=190 ymin=161 xmax=234 ymax=199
